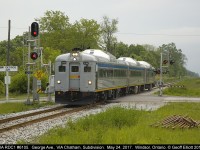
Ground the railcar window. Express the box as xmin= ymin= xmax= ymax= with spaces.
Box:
xmin=130 ymin=70 xmax=143 ymax=77
xmin=99 ymin=69 xmax=103 ymax=77
xmin=114 ymin=70 xmax=118 ymax=77
xmin=121 ymin=70 xmax=126 ymax=77
xmin=71 ymin=66 xmax=79 ymax=72
xmin=99 ymin=69 xmax=106 ymax=77
xmin=107 ymin=69 xmax=113 ymax=77
xmin=84 ymin=66 xmax=91 ymax=72
xmin=59 ymin=66 xmax=66 ymax=72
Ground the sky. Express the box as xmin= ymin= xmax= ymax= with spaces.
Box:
xmin=0 ymin=0 xmax=200 ymax=74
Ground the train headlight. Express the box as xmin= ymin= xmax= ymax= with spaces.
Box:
xmin=57 ymin=80 xmax=61 ymax=84
xmin=72 ymin=52 xmax=78 ymax=57
xmin=73 ymin=57 xmax=77 ymax=61
xmin=88 ymin=80 xmax=92 ymax=85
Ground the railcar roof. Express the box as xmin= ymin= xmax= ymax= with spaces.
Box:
xmin=55 ymin=53 xmax=70 ymax=61
xmin=82 ymin=49 xmax=117 ymax=62
xmin=117 ymin=57 xmax=141 ymax=67
xmin=138 ymin=61 xmax=152 ymax=69
xmin=55 ymin=52 xmax=98 ymax=62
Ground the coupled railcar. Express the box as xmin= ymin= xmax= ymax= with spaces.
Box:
xmin=54 ymin=49 xmax=155 ymax=105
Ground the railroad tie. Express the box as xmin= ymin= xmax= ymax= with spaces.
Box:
xmin=151 ymin=114 xmax=200 ymax=129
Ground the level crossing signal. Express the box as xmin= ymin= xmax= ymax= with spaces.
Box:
xmin=30 ymin=52 xmax=38 ymax=60
xmin=163 ymin=60 xmax=168 ymax=64
xmin=170 ymin=60 xmax=175 ymax=65
xmin=31 ymin=22 xmax=39 ymax=37
xmin=163 ymin=59 xmax=175 ymax=65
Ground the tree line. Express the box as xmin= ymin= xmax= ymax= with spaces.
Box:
xmin=0 ymin=10 xmax=198 ymax=94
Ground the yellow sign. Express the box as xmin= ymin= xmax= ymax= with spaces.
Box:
xmin=37 ymin=89 xmax=42 ymax=93
xmin=34 ymin=70 xmax=45 ymax=80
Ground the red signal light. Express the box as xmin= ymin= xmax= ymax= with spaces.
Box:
xmin=30 ymin=52 xmax=38 ymax=60
xmin=31 ymin=22 xmax=39 ymax=37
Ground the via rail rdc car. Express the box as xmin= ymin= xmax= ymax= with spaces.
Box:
xmin=54 ymin=49 xmax=155 ymax=105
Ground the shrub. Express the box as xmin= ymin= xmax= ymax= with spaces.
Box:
xmin=10 ymin=71 xmax=28 ymax=93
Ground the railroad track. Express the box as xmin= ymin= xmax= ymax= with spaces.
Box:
xmin=0 ymin=104 xmax=97 ymax=133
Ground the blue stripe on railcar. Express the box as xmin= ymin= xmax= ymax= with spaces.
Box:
xmin=129 ymin=67 xmax=145 ymax=71
xmin=98 ymin=63 xmax=128 ymax=69
xmin=98 ymin=63 xmax=147 ymax=71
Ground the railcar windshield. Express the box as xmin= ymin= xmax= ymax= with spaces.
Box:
xmin=71 ymin=66 xmax=79 ymax=72
xmin=84 ymin=66 xmax=91 ymax=72
xmin=59 ymin=66 xmax=66 ymax=72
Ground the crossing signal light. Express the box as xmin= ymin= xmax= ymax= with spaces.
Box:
xmin=163 ymin=60 xmax=168 ymax=64
xmin=154 ymin=69 xmax=160 ymax=74
xmin=170 ymin=60 xmax=175 ymax=65
xmin=30 ymin=52 xmax=38 ymax=60
xmin=31 ymin=22 xmax=39 ymax=37
xmin=157 ymin=69 xmax=160 ymax=74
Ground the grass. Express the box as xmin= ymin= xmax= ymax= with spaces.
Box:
xmin=160 ymin=78 xmax=200 ymax=97
xmin=0 ymin=101 xmax=55 ymax=114
xmin=0 ymin=93 xmax=52 ymax=100
xmin=20 ymin=102 xmax=200 ymax=144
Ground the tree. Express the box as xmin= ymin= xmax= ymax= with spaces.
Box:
xmin=36 ymin=10 xmax=70 ymax=32
xmin=128 ymin=44 xmax=146 ymax=61
xmin=114 ymin=42 xmax=129 ymax=58
xmin=100 ymin=16 xmax=118 ymax=54
xmin=37 ymin=10 xmax=102 ymax=53
xmin=36 ymin=10 xmax=71 ymax=52
xmin=42 ymin=47 xmax=61 ymax=63
xmin=159 ymin=43 xmax=187 ymax=77
xmin=71 ymin=19 xmax=101 ymax=50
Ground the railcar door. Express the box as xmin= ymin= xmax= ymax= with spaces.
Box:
xmin=69 ymin=63 xmax=80 ymax=91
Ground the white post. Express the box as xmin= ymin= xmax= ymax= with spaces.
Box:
xmin=27 ymin=27 xmax=31 ymax=104
xmin=40 ymin=47 xmax=43 ymax=67
xmin=6 ymin=71 xmax=9 ymax=102
xmin=47 ymin=61 xmax=52 ymax=101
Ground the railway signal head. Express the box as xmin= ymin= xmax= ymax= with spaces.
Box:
xmin=157 ymin=69 xmax=161 ymax=74
xmin=163 ymin=60 xmax=168 ymax=64
xmin=31 ymin=22 xmax=39 ymax=37
xmin=30 ymin=52 xmax=38 ymax=60
xmin=170 ymin=60 xmax=175 ymax=65
xmin=154 ymin=69 xmax=160 ymax=74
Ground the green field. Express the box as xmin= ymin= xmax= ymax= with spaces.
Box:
xmin=0 ymin=93 xmax=50 ymax=100
xmin=163 ymin=78 xmax=200 ymax=97
xmin=20 ymin=102 xmax=200 ymax=144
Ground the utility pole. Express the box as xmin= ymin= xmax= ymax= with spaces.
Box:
xmin=7 ymin=20 xmax=10 ymax=66
xmin=6 ymin=20 xmax=11 ymax=102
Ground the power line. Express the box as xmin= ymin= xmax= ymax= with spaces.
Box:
xmin=116 ymin=32 xmax=200 ymax=37
xmin=0 ymin=26 xmax=27 ymax=30
xmin=1 ymin=26 xmax=200 ymax=36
